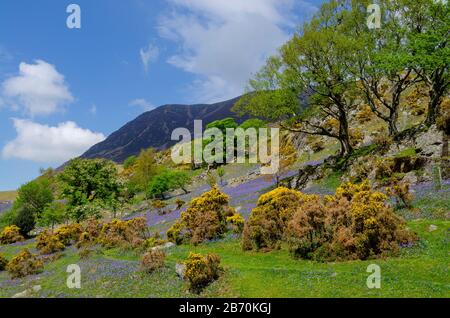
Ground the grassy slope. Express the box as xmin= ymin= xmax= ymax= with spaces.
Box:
xmin=0 ymin=219 xmax=448 ymax=298
xmin=0 ymin=191 xmax=17 ymax=201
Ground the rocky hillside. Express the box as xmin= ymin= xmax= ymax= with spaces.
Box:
xmin=81 ymin=96 xmax=247 ymax=163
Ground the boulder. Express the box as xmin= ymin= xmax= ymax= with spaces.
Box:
xmin=151 ymin=242 xmax=175 ymax=251
xmin=175 ymin=263 xmax=186 ymax=279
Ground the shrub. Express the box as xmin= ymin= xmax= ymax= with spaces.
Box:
xmin=374 ymin=157 xmax=395 ymax=180
xmin=242 ymin=187 xmax=319 ymax=251
xmin=286 ymin=181 xmax=417 ymax=261
xmin=175 ymin=199 xmax=186 ymax=210
xmin=167 ymin=186 xmax=242 ymax=245
xmin=54 ymin=223 xmax=83 ymax=246
xmin=355 ymin=105 xmax=373 ymax=123
xmin=152 ymin=200 xmax=168 ymax=215
xmin=386 ymin=182 xmax=414 ymax=209
xmin=82 ymin=218 xmax=102 ymax=238
xmin=36 ymin=230 xmax=65 ymax=255
xmin=184 ymin=253 xmax=222 ymax=294
xmin=286 ymin=198 xmax=331 ymax=259
xmin=350 ymin=128 xmax=364 ymax=147
xmin=0 ymin=254 xmax=8 ymax=271
xmin=6 ymin=249 xmax=44 ymax=278
xmin=98 ymin=217 xmax=148 ymax=249
xmin=143 ymin=233 xmax=166 ymax=249
xmin=373 ymin=133 xmax=393 ymax=153
xmin=140 ymin=249 xmax=165 ymax=273
xmin=226 ymin=214 xmax=245 ymax=234
xmin=0 ymin=225 xmax=25 ymax=245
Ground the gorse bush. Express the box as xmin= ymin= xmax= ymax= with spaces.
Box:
xmin=140 ymin=249 xmax=165 ymax=273
xmin=386 ymin=182 xmax=414 ymax=209
xmin=0 ymin=225 xmax=25 ymax=245
xmin=285 ymin=180 xmax=417 ymax=261
xmin=167 ymin=186 xmax=243 ymax=245
xmin=0 ymin=254 xmax=8 ymax=271
xmin=184 ymin=253 xmax=222 ymax=294
xmin=243 ymin=181 xmax=416 ymax=261
xmin=6 ymin=249 xmax=44 ymax=279
xmin=54 ymin=224 xmax=83 ymax=246
xmin=99 ymin=217 xmax=148 ymax=249
xmin=36 ymin=230 xmax=65 ymax=255
xmin=226 ymin=213 xmax=245 ymax=234
xmin=242 ymin=187 xmax=319 ymax=251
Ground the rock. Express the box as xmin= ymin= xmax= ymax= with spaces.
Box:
xmin=12 ymin=290 xmax=31 ymax=298
xmin=151 ymin=242 xmax=175 ymax=251
xmin=429 ymin=224 xmax=438 ymax=232
xmin=175 ymin=263 xmax=186 ymax=279
xmin=415 ymin=125 xmax=442 ymax=157
xmin=11 ymin=285 xmax=40 ymax=298
xmin=402 ymin=171 xmax=418 ymax=185
xmin=32 ymin=285 xmax=42 ymax=292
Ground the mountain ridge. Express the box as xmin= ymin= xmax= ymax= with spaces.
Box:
xmin=81 ymin=96 xmax=247 ymax=163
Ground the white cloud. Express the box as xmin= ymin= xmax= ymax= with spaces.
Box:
xmin=2 ymin=119 xmax=105 ymax=164
xmin=158 ymin=0 xmax=317 ymax=103
xmin=140 ymin=44 xmax=160 ymax=73
xmin=129 ymin=98 xmax=155 ymax=112
xmin=1 ymin=60 xmax=74 ymax=116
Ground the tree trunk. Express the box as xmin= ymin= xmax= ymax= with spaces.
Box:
xmin=338 ymin=110 xmax=353 ymax=157
xmin=425 ymin=87 xmax=442 ymax=126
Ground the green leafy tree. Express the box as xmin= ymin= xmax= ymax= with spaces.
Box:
xmin=147 ymin=170 xmax=192 ymax=199
xmin=123 ymin=155 xmax=137 ymax=169
xmin=12 ymin=180 xmax=54 ymax=236
xmin=58 ymin=158 xmax=122 ymax=222
xmin=239 ymin=119 xmax=267 ymax=131
xmin=206 ymin=118 xmax=238 ymax=134
xmin=37 ymin=201 xmax=67 ymax=230
xmin=403 ymin=0 xmax=450 ymax=126
xmin=132 ymin=149 xmax=159 ymax=191
xmin=348 ymin=0 xmax=420 ymax=136
xmin=235 ymin=3 xmax=359 ymax=157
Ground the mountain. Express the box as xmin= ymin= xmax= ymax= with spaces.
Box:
xmin=81 ymin=96 xmax=247 ymax=163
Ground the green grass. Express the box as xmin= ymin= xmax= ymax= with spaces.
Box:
xmin=0 ymin=191 xmax=17 ymax=202
xmin=394 ymin=147 xmax=417 ymax=158
xmin=1 ymin=219 xmax=448 ymax=298
xmin=315 ymin=171 xmax=343 ymax=192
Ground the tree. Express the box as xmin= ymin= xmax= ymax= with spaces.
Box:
xmin=132 ymin=148 xmax=159 ymax=191
xmin=147 ymin=170 xmax=192 ymax=199
xmin=12 ymin=180 xmax=54 ymax=236
xmin=403 ymin=0 xmax=450 ymax=126
xmin=58 ymin=158 xmax=122 ymax=221
xmin=147 ymin=174 xmax=171 ymax=199
xmin=37 ymin=201 xmax=67 ymax=230
xmin=348 ymin=0 xmax=422 ymax=136
xmin=206 ymin=118 xmax=238 ymax=134
xmin=234 ymin=2 xmax=359 ymax=157
xmin=123 ymin=155 xmax=137 ymax=169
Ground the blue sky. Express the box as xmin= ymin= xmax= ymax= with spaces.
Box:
xmin=0 ymin=0 xmax=323 ymax=191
